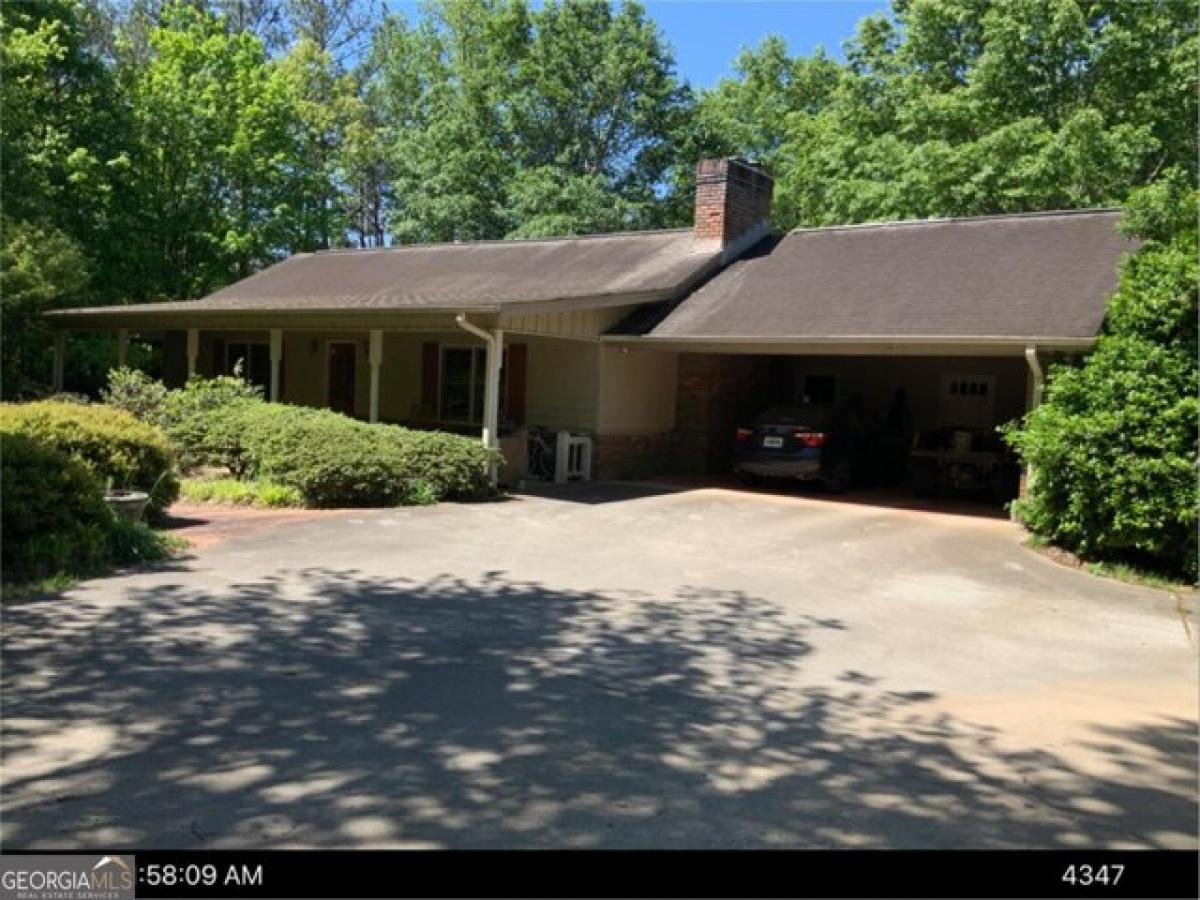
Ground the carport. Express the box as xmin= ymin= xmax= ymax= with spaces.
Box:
xmin=605 ymin=209 xmax=1135 ymax=500
xmin=648 ymin=343 xmax=1064 ymax=503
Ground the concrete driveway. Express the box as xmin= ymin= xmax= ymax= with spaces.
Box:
xmin=2 ymin=484 xmax=1195 ymax=849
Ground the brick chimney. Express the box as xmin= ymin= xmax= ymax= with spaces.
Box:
xmin=693 ymin=158 xmax=773 ymax=254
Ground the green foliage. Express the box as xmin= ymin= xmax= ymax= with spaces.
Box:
xmin=375 ymin=0 xmax=687 ymax=241
xmin=0 ymin=219 xmax=89 ymax=395
xmin=101 ymin=366 xmax=170 ymax=422
xmin=191 ymin=400 xmax=496 ymax=507
xmin=1 ymin=432 xmax=113 ymax=582
xmin=1004 ymin=181 xmax=1198 ymax=579
xmin=0 ymin=401 xmax=180 ymax=510
xmin=694 ymin=0 xmax=1196 ymax=229
xmin=159 ymin=374 xmax=263 ymax=469
xmin=180 ymin=476 xmax=303 ymax=508
xmin=108 ymin=518 xmax=185 ymax=567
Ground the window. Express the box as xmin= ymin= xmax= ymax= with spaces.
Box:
xmin=226 ymin=341 xmax=270 ymax=391
xmin=802 ymin=373 xmax=837 ymax=405
xmin=940 ymin=374 xmax=995 ymax=428
xmin=439 ymin=346 xmax=506 ymax=424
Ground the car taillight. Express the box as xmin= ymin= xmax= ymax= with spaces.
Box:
xmin=795 ymin=431 xmax=826 ymax=447
xmin=735 ymin=427 xmax=752 ymax=443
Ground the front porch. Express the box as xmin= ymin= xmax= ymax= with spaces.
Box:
xmin=48 ymin=308 xmax=620 ymax=486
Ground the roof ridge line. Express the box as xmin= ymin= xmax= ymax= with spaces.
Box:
xmin=787 ymin=207 xmax=1123 ymax=236
xmin=311 ymin=227 xmax=694 ymax=255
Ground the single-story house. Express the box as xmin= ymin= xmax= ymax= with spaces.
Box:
xmin=48 ymin=158 xmax=1135 ymax=491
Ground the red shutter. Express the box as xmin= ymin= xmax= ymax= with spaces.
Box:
xmin=506 ymin=343 xmax=527 ymax=425
xmin=421 ymin=342 xmax=439 ymax=410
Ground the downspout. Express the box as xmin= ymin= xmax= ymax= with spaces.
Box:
xmin=455 ymin=314 xmax=502 ymax=488
xmin=1024 ymin=345 xmax=1044 ymax=409
xmin=1022 ymin=345 xmax=1045 ymax=504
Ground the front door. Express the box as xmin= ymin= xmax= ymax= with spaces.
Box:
xmin=328 ymin=342 xmax=357 ymax=417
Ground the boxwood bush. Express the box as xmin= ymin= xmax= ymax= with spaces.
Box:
xmin=1 ymin=433 xmax=113 ymax=582
xmin=196 ymin=400 xmax=496 ymax=507
xmin=0 ymin=401 xmax=179 ymax=510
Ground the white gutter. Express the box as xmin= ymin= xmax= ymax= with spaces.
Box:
xmin=455 ymin=314 xmax=504 ymax=488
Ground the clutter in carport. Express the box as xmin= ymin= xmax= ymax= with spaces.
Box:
xmin=909 ymin=428 xmax=1020 ymax=501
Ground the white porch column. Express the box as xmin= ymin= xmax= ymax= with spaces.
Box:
xmin=116 ymin=329 xmax=129 ymax=368
xmin=368 ymin=329 xmax=383 ymax=423
xmin=186 ymin=328 xmax=200 ymax=378
xmin=52 ymin=332 xmax=66 ymax=392
xmin=269 ymin=328 xmax=283 ymax=403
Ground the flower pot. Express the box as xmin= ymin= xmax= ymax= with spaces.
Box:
xmin=104 ymin=489 xmax=151 ymax=523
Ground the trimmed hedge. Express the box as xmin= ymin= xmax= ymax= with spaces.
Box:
xmin=0 ymin=401 xmax=179 ymax=510
xmin=1 ymin=433 xmax=113 ymax=582
xmin=197 ymin=401 xmax=496 ymax=507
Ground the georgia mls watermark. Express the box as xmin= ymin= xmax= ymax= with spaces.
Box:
xmin=0 ymin=855 xmax=134 ymax=900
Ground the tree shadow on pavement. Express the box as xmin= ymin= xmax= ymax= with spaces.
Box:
xmin=1 ymin=568 xmax=1195 ymax=848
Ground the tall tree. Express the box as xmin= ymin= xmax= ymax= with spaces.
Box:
xmin=1 ymin=0 xmax=137 ymax=395
xmin=121 ymin=2 xmax=297 ymax=295
xmin=370 ymin=0 xmax=688 ymax=242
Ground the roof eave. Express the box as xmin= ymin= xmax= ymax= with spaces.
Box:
xmin=601 ymin=334 xmax=1099 ymax=355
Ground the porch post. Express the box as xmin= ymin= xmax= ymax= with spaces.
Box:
xmin=52 ymin=332 xmax=65 ymax=392
xmin=116 ymin=328 xmax=129 ymax=368
xmin=368 ymin=329 xmax=383 ymax=423
xmin=186 ymin=328 xmax=200 ymax=378
xmin=269 ymin=328 xmax=283 ymax=403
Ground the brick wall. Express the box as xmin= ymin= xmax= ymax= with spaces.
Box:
xmin=592 ymin=432 xmax=674 ymax=480
xmin=693 ymin=158 xmax=773 ymax=246
xmin=673 ymin=353 xmax=774 ymax=474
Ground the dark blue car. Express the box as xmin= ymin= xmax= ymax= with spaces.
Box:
xmin=734 ymin=404 xmax=880 ymax=492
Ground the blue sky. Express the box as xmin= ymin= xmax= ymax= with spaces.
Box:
xmin=387 ymin=1 xmax=890 ymax=89
xmin=644 ymin=1 xmax=887 ymax=86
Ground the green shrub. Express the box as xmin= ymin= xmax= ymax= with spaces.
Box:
xmin=1 ymin=433 xmax=113 ymax=582
xmin=102 ymin=366 xmax=170 ymax=424
xmin=159 ymin=374 xmax=262 ymax=469
xmin=1004 ymin=182 xmax=1198 ymax=580
xmin=395 ymin=428 xmax=496 ymax=501
xmin=180 ymin=476 xmax=303 ymax=508
xmin=0 ymin=401 xmax=179 ymax=510
xmin=108 ymin=518 xmax=185 ymax=566
xmin=195 ymin=401 xmax=496 ymax=507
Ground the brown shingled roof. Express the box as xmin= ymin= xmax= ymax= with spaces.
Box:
xmin=51 ymin=229 xmax=719 ymax=320
xmin=633 ymin=209 xmax=1135 ymax=342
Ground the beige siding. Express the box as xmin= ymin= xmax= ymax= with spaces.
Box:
xmin=524 ymin=336 xmax=599 ymax=431
xmin=169 ymin=326 xmax=609 ymax=434
xmin=596 ymin=345 xmax=677 ymax=435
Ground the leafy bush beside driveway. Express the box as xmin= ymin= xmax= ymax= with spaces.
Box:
xmin=1005 ymin=177 xmax=1198 ymax=579
xmin=198 ymin=401 xmax=496 ymax=507
xmin=0 ymin=400 xmax=179 ymax=510
xmin=0 ymin=432 xmax=177 ymax=584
